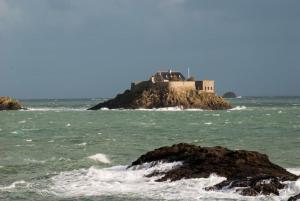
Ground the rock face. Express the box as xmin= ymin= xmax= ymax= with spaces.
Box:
xmin=88 ymin=84 xmax=232 ymax=110
xmin=223 ymin=91 xmax=237 ymax=98
xmin=288 ymin=193 xmax=300 ymax=201
xmin=0 ymin=96 xmax=22 ymax=110
xmin=129 ymin=143 xmax=299 ymax=197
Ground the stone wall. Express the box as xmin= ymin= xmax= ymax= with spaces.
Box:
xmin=168 ymin=81 xmax=196 ymax=92
xmin=132 ymin=80 xmax=215 ymax=94
xmin=196 ymin=80 xmax=215 ymax=93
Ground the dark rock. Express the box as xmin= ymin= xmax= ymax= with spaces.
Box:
xmin=88 ymin=85 xmax=232 ymax=110
xmin=223 ymin=92 xmax=237 ymax=98
xmin=207 ymin=176 xmax=284 ymax=196
xmin=130 ymin=143 xmax=299 ymax=196
xmin=0 ymin=96 xmax=22 ymax=110
xmin=288 ymin=193 xmax=300 ymax=201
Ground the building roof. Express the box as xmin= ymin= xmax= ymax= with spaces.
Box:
xmin=155 ymin=71 xmax=186 ymax=81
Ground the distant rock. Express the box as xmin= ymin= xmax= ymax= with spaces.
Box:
xmin=88 ymin=84 xmax=232 ymax=110
xmin=223 ymin=91 xmax=237 ymax=98
xmin=129 ymin=143 xmax=299 ymax=197
xmin=0 ymin=96 xmax=22 ymax=110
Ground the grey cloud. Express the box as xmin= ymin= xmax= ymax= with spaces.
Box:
xmin=0 ymin=0 xmax=300 ymax=98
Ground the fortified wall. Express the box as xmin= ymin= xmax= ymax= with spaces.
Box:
xmin=131 ymin=80 xmax=215 ymax=94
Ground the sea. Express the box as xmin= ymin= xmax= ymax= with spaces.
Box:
xmin=0 ymin=97 xmax=300 ymax=201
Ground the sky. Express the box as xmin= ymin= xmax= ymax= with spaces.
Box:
xmin=0 ymin=0 xmax=300 ymax=99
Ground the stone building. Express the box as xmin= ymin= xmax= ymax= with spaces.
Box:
xmin=131 ymin=70 xmax=215 ymax=94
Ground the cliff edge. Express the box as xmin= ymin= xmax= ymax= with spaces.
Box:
xmin=88 ymin=82 xmax=232 ymax=110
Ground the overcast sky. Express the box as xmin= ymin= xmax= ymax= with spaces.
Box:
xmin=0 ymin=0 xmax=299 ymax=99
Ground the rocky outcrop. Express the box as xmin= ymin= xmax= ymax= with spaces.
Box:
xmin=88 ymin=84 xmax=232 ymax=110
xmin=288 ymin=193 xmax=300 ymax=201
xmin=223 ymin=91 xmax=237 ymax=98
xmin=0 ymin=96 xmax=22 ymax=110
xmin=129 ymin=143 xmax=299 ymax=197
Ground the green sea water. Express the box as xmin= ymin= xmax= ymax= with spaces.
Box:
xmin=0 ymin=97 xmax=300 ymax=201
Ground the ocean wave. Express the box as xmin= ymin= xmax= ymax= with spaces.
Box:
xmin=288 ymin=168 xmax=300 ymax=176
xmin=229 ymin=106 xmax=247 ymax=111
xmin=102 ymin=107 xmax=204 ymax=111
xmin=24 ymin=158 xmax=46 ymax=164
xmin=48 ymin=162 xmax=300 ymax=200
xmin=24 ymin=107 xmax=87 ymax=112
xmin=0 ymin=180 xmax=29 ymax=191
xmin=87 ymin=153 xmax=111 ymax=164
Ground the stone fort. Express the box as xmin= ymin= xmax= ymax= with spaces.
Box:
xmin=131 ymin=70 xmax=215 ymax=94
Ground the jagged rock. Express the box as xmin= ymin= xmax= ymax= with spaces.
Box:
xmin=288 ymin=193 xmax=300 ymax=201
xmin=0 ymin=96 xmax=22 ymax=110
xmin=129 ymin=143 xmax=299 ymax=196
xmin=88 ymin=85 xmax=232 ymax=110
xmin=206 ymin=176 xmax=285 ymax=196
xmin=223 ymin=91 xmax=237 ymax=98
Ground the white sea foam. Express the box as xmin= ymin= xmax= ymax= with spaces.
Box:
xmin=49 ymin=164 xmax=300 ymax=201
xmin=24 ymin=158 xmax=46 ymax=164
xmin=100 ymin=106 xmax=204 ymax=111
xmin=25 ymin=107 xmax=87 ymax=112
xmin=0 ymin=180 xmax=28 ymax=191
xmin=25 ymin=139 xmax=32 ymax=142
xmin=138 ymin=107 xmax=205 ymax=111
xmin=137 ymin=106 xmax=184 ymax=111
xmin=229 ymin=106 xmax=247 ymax=111
xmin=76 ymin=142 xmax=87 ymax=146
xmin=87 ymin=153 xmax=111 ymax=164
xmin=66 ymin=123 xmax=71 ymax=127
xmin=18 ymin=120 xmax=26 ymax=124
xmin=287 ymin=168 xmax=300 ymax=176
xmin=204 ymin=122 xmax=212 ymax=125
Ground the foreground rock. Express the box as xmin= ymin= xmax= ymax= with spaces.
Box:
xmin=129 ymin=143 xmax=299 ymax=197
xmin=0 ymin=96 xmax=22 ymax=110
xmin=88 ymin=86 xmax=232 ymax=110
xmin=288 ymin=193 xmax=300 ymax=201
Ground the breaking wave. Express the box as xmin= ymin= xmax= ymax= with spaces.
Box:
xmin=87 ymin=153 xmax=111 ymax=164
xmin=229 ymin=106 xmax=247 ymax=111
xmin=0 ymin=181 xmax=29 ymax=191
xmin=48 ymin=162 xmax=300 ymax=201
xmin=24 ymin=107 xmax=87 ymax=112
xmin=101 ymin=107 xmax=204 ymax=111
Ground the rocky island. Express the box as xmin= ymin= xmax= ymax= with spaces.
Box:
xmin=0 ymin=96 xmax=22 ymax=110
xmin=223 ymin=91 xmax=237 ymax=98
xmin=89 ymin=70 xmax=232 ymax=110
xmin=129 ymin=143 xmax=300 ymax=199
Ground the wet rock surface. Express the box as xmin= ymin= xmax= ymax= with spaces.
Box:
xmin=88 ymin=85 xmax=231 ymax=110
xmin=0 ymin=96 xmax=22 ymax=110
xmin=130 ymin=143 xmax=299 ymax=197
xmin=288 ymin=193 xmax=300 ymax=201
